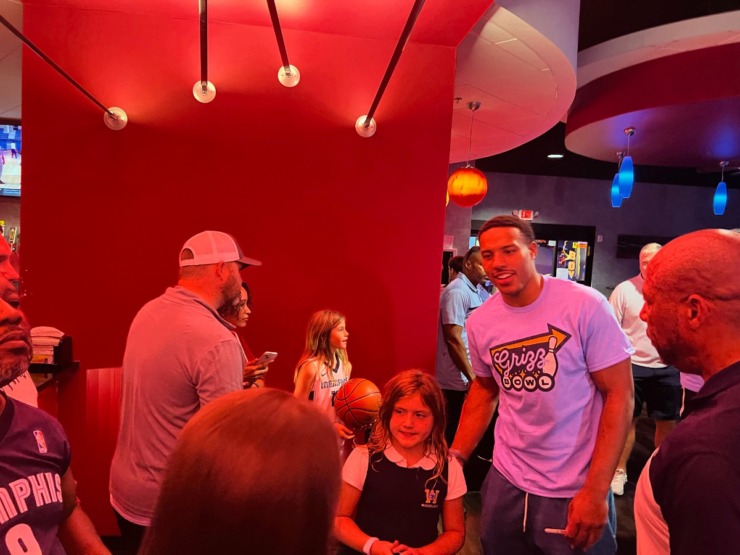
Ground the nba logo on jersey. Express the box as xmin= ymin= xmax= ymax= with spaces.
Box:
xmin=33 ymin=430 xmax=48 ymax=454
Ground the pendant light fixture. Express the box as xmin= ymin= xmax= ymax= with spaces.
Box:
xmin=617 ymin=127 xmax=635 ymax=198
xmin=714 ymin=161 xmax=729 ymax=216
xmin=610 ymin=173 xmax=622 ymax=208
xmin=447 ymin=101 xmax=488 ymax=208
xmin=193 ymin=0 xmax=216 ymax=103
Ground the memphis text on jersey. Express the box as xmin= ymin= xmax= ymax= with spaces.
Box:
xmin=0 ymin=471 xmax=62 ymax=523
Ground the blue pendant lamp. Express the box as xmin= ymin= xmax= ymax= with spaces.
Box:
xmin=714 ymin=161 xmax=728 ymax=216
xmin=618 ymin=127 xmax=636 ymax=198
xmin=610 ymin=173 xmax=622 ymax=207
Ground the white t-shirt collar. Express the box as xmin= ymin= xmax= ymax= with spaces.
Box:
xmin=384 ymin=443 xmax=437 ymax=470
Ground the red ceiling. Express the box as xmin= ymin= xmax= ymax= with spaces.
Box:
xmin=24 ymin=0 xmax=490 ymax=46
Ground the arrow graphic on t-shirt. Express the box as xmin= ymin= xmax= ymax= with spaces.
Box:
xmin=488 ymin=325 xmax=571 ymax=392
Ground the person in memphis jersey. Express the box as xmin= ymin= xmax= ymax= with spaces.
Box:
xmin=0 ymin=273 xmax=108 ymax=554
xmin=451 ymin=215 xmax=634 ymax=555
xmin=0 ymin=236 xmax=37 ymax=408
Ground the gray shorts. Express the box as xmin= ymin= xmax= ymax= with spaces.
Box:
xmin=480 ymin=466 xmax=617 ymax=555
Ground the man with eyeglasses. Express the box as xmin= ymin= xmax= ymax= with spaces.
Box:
xmin=634 ymin=229 xmax=740 ymax=555
xmin=110 ymin=231 xmax=261 ymax=554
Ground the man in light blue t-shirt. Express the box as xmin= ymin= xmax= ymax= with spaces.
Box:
xmin=451 ymin=215 xmax=634 ymax=555
xmin=435 ymin=246 xmax=487 ymax=445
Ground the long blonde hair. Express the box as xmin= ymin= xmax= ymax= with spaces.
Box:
xmin=294 ymin=309 xmax=349 ymax=381
xmin=367 ymin=370 xmax=449 ymax=484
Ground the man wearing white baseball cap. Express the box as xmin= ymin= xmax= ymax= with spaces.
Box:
xmin=110 ymin=231 xmax=261 ymax=553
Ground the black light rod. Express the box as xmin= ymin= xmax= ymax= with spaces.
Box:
xmin=199 ymin=0 xmax=208 ymax=84
xmin=0 ymin=14 xmax=114 ymax=117
xmin=363 ymin=0 xmax=426 ymax=126
xmin=266 ymin=0 xmax=291 ymax=69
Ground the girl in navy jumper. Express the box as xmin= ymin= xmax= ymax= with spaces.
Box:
xmin=335 ymin=370 xmax=466 ymax=555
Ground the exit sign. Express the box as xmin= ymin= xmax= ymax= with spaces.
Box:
xmin=518 ymin=209 xmax=535 ymax=220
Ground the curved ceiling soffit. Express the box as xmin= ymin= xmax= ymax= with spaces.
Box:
xmin=577 ymin=10 xmax=740 ymax=89
xmin=566 ymin=12 xmax=740 ymax=170
xmin=450 ymin=4 xmax=577 ymax=164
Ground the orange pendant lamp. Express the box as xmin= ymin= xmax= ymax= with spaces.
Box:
xmin=448 ymin=101 xmax=488 ymax=207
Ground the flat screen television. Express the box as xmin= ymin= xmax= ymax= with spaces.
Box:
xmin=0 ymin=124 xmax=21 ymax=197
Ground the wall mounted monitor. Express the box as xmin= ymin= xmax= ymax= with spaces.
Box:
xmin=0 ymin=125 xmax=21 ymax=197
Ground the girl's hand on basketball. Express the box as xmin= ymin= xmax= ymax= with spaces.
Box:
xmin=370 ymin=540 xmax=399 ymax=554
xmin=334 ymin=422 xmax=355 ymax=439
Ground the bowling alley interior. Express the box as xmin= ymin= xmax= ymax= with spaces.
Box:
xmin=0 ymin=0 xmax=738 ymax=553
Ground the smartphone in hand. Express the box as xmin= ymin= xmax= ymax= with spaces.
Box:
xmin=252 ymin=351 xmax=278 ymax=366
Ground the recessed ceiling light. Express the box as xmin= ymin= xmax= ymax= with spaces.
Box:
xmin=547 ymin=154 xmax=564 ymax=159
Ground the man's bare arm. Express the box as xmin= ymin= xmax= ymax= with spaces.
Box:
xmin=442 ymin=324 xmax=475 ymax=383
xmin=59 ymin=468 xmax=111 ymax=554
xmin=450 ymin=376 xmax=499 ymax=460
xmin=565 ymin=358 xmax=633 ymax=550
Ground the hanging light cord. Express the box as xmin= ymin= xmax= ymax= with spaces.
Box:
xmin=466 ymin=101 xmax=481 ymax=167
xmin=467 ymin=108 xmax=475 ymax=165
xmin=619 ymin=127 xmax=636 ymax=171
xmin=0 ymin=14 xmax=115 ymax=118
xmin=624 ymin=127 xmax=635 ymax=156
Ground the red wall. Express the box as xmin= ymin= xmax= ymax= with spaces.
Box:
xmin=21 ymin=5 xmax=460 ymax=534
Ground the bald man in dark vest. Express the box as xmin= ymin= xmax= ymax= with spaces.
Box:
xmin=634 ymin=228 xmax=740 ymax=555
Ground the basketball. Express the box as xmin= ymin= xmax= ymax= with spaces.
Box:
xmin=335 ymin=378 xmax=382 ymax=429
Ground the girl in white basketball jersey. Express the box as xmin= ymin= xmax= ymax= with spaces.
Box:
xmin=294 ymin=309 xmax=354 ymax=439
